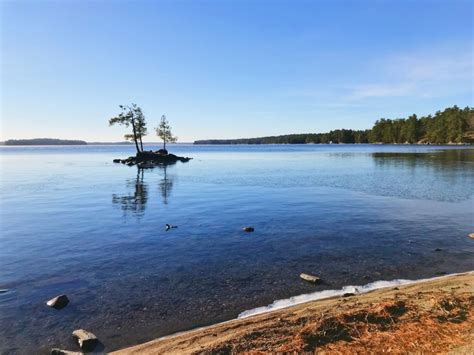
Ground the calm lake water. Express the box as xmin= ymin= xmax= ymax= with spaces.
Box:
xmin=1 ymin=144 xmax=473 ymax=353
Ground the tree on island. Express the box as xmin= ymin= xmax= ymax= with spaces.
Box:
xmin=155 ymin=115 xmax=177 ymax=153
xmin=109 ymin=104 xmax=148 ymax=153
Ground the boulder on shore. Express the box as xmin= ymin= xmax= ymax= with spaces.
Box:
xmin=72 ymin=329 xmax=98 ymax=351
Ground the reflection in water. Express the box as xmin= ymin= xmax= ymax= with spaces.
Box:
xmin=371 ymin=149 xmax=474 ymax=168
xmin=367 ymin=149 xmax=474 ymax=201
xmin=112 ymin=169 xmax=148 ymax=215
xmin=112 ymin=165 xmax=175 ymax=215
xmin=371 ymin=150 xmax=474 ymax=179
xmin=159 ymin=165 xmax=173 ymax=205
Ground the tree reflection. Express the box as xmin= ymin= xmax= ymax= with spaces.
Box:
xmin=371 ymin=149 xmax=474 ymax=170
xmin=112 ymin=164 xmax=175 ymax=215
xmin=159 ymin=165 xmax=173 ymax=205
xmin=112 ymin=169 xmax=148 ymax=215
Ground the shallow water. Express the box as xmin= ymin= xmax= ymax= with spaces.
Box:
xmin=0 ymin=144 xmax=473 ymax=353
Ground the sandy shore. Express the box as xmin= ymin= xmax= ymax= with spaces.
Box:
xmin=113 ymin=272 xmax=474 ymax=354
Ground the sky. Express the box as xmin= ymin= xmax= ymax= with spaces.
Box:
xmin=1 ymin=0 xmax=473 ymax=142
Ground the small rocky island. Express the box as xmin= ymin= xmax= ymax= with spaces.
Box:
xmin=114 ymin=149 xmax=192 ymax=168
xmin=109 ymin=105 xmax=191 ymax=168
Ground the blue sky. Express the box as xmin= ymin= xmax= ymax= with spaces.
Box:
xmin=1 ymin=0 xmax=472 ymax=142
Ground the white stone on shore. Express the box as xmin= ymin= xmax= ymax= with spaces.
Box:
xmin=51 ymin=349 xmax=82 ymax=355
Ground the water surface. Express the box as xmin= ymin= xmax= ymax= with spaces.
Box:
xmin=0 ymin=144 xmax=473 ymax=353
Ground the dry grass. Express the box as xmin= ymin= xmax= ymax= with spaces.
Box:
xmin=201 ymin=294 xmax=474 ymax=354
xmin=112 ymin=273 xmax=474 ymax=355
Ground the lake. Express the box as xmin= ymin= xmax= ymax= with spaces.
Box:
xmin=0 ymin=144 xmax=473 ymax=353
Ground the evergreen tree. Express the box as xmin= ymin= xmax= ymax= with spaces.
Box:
xmin=109 ymin=104 xmax=148 ymax=153
xmin=156 ymin=115 xmax=177 ymax=151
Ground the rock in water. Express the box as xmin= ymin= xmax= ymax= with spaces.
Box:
xmin=113 ymin=159 xmax=121 ymax=163
xmin=72 ymin=329 xmax=98 ymax=351
xmin=469 ymin=233 xmax=474 ymax=239
xmin=243 ymin=226 xmax=254 ymax=232
xmin=51 ymin=349 xmax=82 ymax=355
xmin=0 ymin=289 xmax=8 ymax=294
xmin=300 ymin=273 xmax=320 ymax=284
xmin=46 ymin=294 xmax=69 ymax=310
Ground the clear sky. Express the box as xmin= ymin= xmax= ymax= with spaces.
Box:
xmin=1 ymin=0 xmax=472 ymax=142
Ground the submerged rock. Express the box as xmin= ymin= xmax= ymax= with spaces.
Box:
xmin=300 ymin=273 xmax=321 ymax=284
xmin=46 ymin=294 xmax=69 ymax=310
xmin=243 ymin=226 xmax=254 ymax=232
xmin=72 ymin=329 xmax=98 ymax=351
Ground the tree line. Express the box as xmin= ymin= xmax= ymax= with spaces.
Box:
xmin=194 ymin=106 xmax=474 ymax=145
xmin=370 ymin=106 xmax=473 ymax=144
xmin=3 ymin=138 xmax=87 ymax=146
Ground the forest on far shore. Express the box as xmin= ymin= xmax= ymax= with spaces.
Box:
xmin=3 ymin=138 xmax=87 ymax=146
xmin=195 ymin=106 xmax=474 ymax=145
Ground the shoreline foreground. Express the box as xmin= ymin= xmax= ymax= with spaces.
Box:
xmin=113 ymin=272 xmax=474 ymax=354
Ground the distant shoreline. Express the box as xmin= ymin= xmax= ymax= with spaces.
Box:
xmin=2 ymin=138 xmax=88 ymax=146
xmin=0 ymin=139 xmax=169 ymax=146
xmin=193 ymin=141 xmax=473 ymax=146
xmin=0 ymin=139 xmax=202 ymax=146
xmin=1 ymin=141 xmax=472 ymax=147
